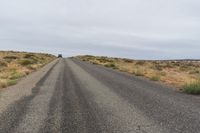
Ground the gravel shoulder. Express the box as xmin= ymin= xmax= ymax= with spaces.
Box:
xmin=0 ymin=59 xmax=58 ymax=116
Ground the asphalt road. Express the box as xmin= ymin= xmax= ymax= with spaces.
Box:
xmin=0 ymin=58 xmax=200 ymax=133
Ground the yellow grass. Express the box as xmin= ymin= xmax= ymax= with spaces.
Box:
xmin=77 ymin=55 xmax=200 ymax=89
xmin=0 ymin=51 xmax=56 ymax=89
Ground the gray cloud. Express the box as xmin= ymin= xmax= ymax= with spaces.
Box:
xmin=0 ymin=0 xmax=200 ymax=59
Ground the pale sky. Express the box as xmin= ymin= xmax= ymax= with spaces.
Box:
xmin=0 ymin=0 xmax=200 ymax=59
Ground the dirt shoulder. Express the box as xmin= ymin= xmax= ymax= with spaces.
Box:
xmin=0 ymin=59 xmax=58 ymax=115
xmin=76 ymin=55 xmax=200 ymax=92
xmin=0 ymin=51 xmax=56 ymax=89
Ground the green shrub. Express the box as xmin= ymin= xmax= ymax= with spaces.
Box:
xmin=18 ymin=59 xmax=34 ymax=66
xmin=150 ymin=75 xmax=160 ymax=81
xmin=135 ymin=70 xmax=144 ymax=76
xmin=171 ymin=62 xmax=181 ymax=67
xmin=3 ymin=55 xmax=19 ymax=63
xmin=109 ymin=63 xmax=115 ymax=67
xmin=189 ymin=69 xmax=200 ymax=74
xmin=153 ymin=64 xmax=163 ymax=71
xmin=3 ymin=55 xmax=18 ymax=60
xmin=179 ymin=66 xmax=190 ymax=72
xmin=183 ymin=81 xmax=200 ymax=94
xmin=9 ymin=72 xmax=23 ymax=80
xmin=160 ymin=71 xmax=167 ymax=76
xmin=104 ymin=64 xmax=110 ymax=67
xmin=7 ymin=79 xmax=18 ymax=86
xmin=23 ymin=53 xmax=35 ymax=58
xmin=123 ymin=59 xmax=133 ymax=63
xmin=104 ymin=63 xmax=117 ymax=69
xmin=92 ymin=62 xmax=98 ymax=65
xmin=97 ymin=57 xmax=114 ymax=63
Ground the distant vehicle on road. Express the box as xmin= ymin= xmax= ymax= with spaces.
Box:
xmin=58 ymin=54 xmax=63 ymax=58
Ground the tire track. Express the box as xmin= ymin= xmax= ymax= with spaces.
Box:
xmin=61 ymin=59 xmax=102 ymax=133
xmin=0 ymin=61 xmax=58 ymax=133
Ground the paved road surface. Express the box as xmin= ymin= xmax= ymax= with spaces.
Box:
xmin=0 ymin=58 xmax=200 ymax=133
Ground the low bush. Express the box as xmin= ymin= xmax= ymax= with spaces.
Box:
xmin=120 ymin=68 xmax=129 ymax=72
xmin=82 ymin=59 xmax=87 ymax=61
xmin=135 ymin=61 xmax=145 ymax=65
xmin=27 ymin=65 xmax=37 ymax=70
xmin=123 ymin=59 xmax=133 ymax=63
xmin=0 ymin=61 xmax=7 ymax=67
xmin=189 ymin=69 xmax=200 ymax=74
xmin=162 ymin=63 xmax=173 ymax=68
xmin=3 ymin=55 xmax=19 ymax=63
xmin=153 ymin=64 xmax=163 ymax=71
xmin=150 ymin=75 xmax=160 ymax=81
xmin=23 ymin=53 xmax=35 ymax=58
xmin=92 ymin=62 xmax=98 ymax=65
xmin=3 ymin=55 xmax=18 ymax=60
xmin=7 ymin=79 xmax=18 ymax=86
xmin=109 ymin=63 xmax=116 ymax=67
xmin=9 ymin=72 xmax=23 ymax=80
xmin=183 ymin=81 xmax=200 ymax=94
xmin=97 ymin=57 xmax=114 ymax=63
xmin=160 ymin=71 xmax=167 ymax=76
xmin=179 ymin=66 xmax=190 ymax=72
xmin=134 ymin=70 xmax=144 ymax=76
xmin=0 ymin=81 xmax=7 ymax=88
xmin=18 ymin=59 xmax=34 ymax=66
xmin=104 ymin=63 xmax=117 ymax=69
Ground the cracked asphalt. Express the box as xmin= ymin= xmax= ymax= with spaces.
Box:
xmin=0 ymin=58 xmax=200 ymax=133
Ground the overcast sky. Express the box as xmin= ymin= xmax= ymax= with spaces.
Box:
xmin=0 ymin=0 xmax=200 ymax=59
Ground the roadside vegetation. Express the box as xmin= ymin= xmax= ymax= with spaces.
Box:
xmin=77 ymin=55 xmax=200 ymax=94
xmin=0 ymin=51 xmax=56 ymax=89
xmin=183 ymin=81 xmax=200 ymax=95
